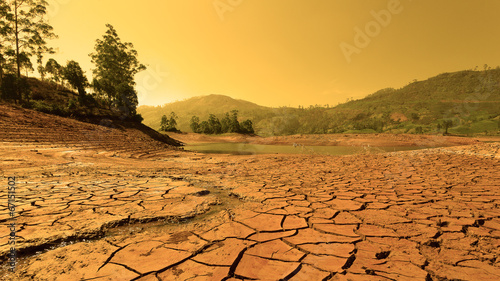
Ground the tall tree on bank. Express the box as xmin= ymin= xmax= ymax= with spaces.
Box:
xmin=44 ymin=58 xmax=60 ymax=81
xmin=160 ymin=112 xmax=179 ymax=132
xmin=0 ymin=0 xmax=11 ymax=84
xmin=7 ymin=0 xmax=55 ymax=77
xmin=1 ymin=0 xmax=56 ymax=100
xmin=190 ymin=116 xmax=200 ymax=133
xmin=62 ymin=60 xmax=88 ymax=99
xmin=90 ymin=24 xmax=145 ymax=117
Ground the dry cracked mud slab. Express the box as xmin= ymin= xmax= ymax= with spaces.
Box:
xmin=0 ymin=176 xmax=219 ymax=261
xmin=1 ymin=141 xmax=499 ymax=280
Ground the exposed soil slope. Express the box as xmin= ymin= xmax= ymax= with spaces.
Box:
xmin=0 ymin=102 xmax=181 ymax=155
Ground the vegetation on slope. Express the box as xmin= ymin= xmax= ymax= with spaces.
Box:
xmin=334 ymin=67 xmax=500 ymax=135
xmin=139 ymin=68 xmax=500 ymax=137
xmin=138 ymin=94 xmax=269 ymax=132
xmin=0 ymin=2 xmax=179 ymax=146
xmin=1 ymin=2 xmax=144 ymax=122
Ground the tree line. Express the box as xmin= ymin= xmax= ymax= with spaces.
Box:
xmin=160 ymin=112 xmax=179 ymax=132
xmin=0 ymin=1 xmax=145 ymax=120
xmin=190 ymin=110 xmax=254 ymax=135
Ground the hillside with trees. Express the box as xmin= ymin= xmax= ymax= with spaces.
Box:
xmin=0 ymin=1 xmax=182 ymax=147
xmin=332 ymin=67 xmax=500 ymax=136
xmin=3 ymin=1 xmax=497 ymax=138
xmin=139 ymin=68 xmax=500 ymax=137
xmin=138 ymin=94 xmax=269 ymax=132
xmin=0 ymin=1 xmax=144 ymax=122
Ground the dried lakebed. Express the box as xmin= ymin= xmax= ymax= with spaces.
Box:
xmin=0 ymin=142 xmax=499 ymax=280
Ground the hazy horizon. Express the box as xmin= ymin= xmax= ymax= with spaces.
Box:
xmin=47 ymin=0 xmax=500 ymax=107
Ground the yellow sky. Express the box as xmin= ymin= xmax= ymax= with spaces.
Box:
xmin=46 ymin=0 xmax=500 ymax=107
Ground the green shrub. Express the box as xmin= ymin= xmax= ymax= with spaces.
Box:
xmin=68 ymin=99 xmax=78 ymax=111
xmin=31 ymin=101 xmax=53 ymax=113
xmin=30 ymin=100 xmax=69 ymax=116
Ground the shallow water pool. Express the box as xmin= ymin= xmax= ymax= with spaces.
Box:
xmin=183 ymin=142 xmax=430 ymax=155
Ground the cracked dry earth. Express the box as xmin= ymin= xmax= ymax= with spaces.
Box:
xmin=1 ymin=141 xmax=500 ymax=281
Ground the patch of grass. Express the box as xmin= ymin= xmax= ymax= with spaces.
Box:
xmin=30 ymin=100 xmax=70 ymax=116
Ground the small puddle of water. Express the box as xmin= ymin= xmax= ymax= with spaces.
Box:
xmin=183 ymin=143 xmax=432 ymax=155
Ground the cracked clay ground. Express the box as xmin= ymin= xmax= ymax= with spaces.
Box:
xmin=1 ymin=141 xmax=500 ymax=280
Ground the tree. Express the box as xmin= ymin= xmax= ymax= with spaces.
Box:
xmin=115 ymin=83 xmax=138 ymax=117
xmin=36 ymin=47 xmax=45 ymax=80
xmin=208 ymin=114 xmax=222 ymax=134
xmin=221 ymin=112 xmax=231 ymax=133
xmin=62 ymin=60 xmax=88 ymax=99
xmin=3 ymin=0 xmax=56 ymax=84
xmin=160 ymin=114 xmax=169 ymax=131
xmin=190 ymin=115 xmax=200 ymax=133
xmin=229 ymin=110 xmax=240 ymax=133
xmin=167 ymin=112 xmax=178 ymax=131
xmin=240 ymin=119 xmax=254 ymax=134
xmin=45 ymin=58 xmax=62 ymax=85
xmin=442 ymin=120 xmax=453 ymax=135
xmin=18 ymin=51 xmax=33 ymax=76
xmin=0 ymin=0 xmax=11 ymax=85
xmin=90 ymin=24 xmax=146 ymax=117
xmin=199 ymin=121 xmax=211 ymax=134
xmin=1 ymin=49 xmax=16 ymax=85
xmin=160 ymin=112 xmax=178 ymax=132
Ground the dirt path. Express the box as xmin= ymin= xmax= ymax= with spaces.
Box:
xmin=1 ymin=140 xmax=499 ymax=280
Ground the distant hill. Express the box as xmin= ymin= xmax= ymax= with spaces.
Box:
xmin=138 ymin=94 xmax=271 ymax=132
xmin=333 ymin=68 xmax=500 ymax=135
xmin=340 ymin=69 xmax=500 ymax=110
xmin=143 ymin=68 xmax=500 ymax=136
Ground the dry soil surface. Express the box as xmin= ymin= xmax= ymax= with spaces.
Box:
xmin=1 ymin=108 xmax=500 ymax=281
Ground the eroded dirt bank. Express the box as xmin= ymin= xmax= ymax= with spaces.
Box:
xmin=1 ymin=140 xmax=499 ymax=280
